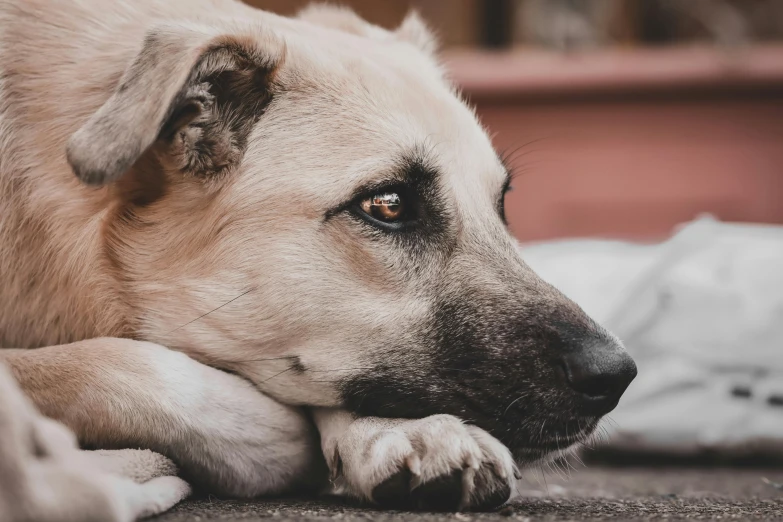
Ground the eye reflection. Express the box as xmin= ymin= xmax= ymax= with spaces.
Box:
xmin=360 ymin=192 xmax=405 ymax=223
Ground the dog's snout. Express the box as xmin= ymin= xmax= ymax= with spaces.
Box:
xmin=559 ymin=338 xmax=637 ymax=414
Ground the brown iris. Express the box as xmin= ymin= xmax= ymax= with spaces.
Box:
xmin=359 ymin=192 xmax=404 ymax=222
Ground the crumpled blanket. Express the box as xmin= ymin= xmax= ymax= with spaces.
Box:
xmin=0 ymin=361 xmax=190 ymax=522
xmin=521 ymin=216 xmax=783 ymax=457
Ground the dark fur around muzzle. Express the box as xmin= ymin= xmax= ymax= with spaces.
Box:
xmin=339 ymin=243 xmax=636 ymax=462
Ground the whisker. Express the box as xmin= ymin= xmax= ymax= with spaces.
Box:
xmin=596 ymin=425 xmax=610 ymax=444
xmin=501 ymin=137 xmax=549 ymax=165
xmin=545 ymin=460 xmax=556 ymax=481
xmin=549 ymin=459 xmax=566 ymax=482
xmin=305 ymin=367 xmax=376 ymax=372
xmin=512 ymin=478 xmax=522 ymax=500
xmin=583 ymin=429 xmax=599 ymax=450
xmin=500 ymin=136 xmax=552 ymax=179
xmin=530 ymin=465 xmax=545 ymax=488
xmin=564 ymin=454 xmax=578 ymax=474
xmin=229 ymin=355 xmax=299 ymax=363
xmin=572 ymin=450 xmax=586 ymax=468
xmin=558 ymin=458 xmax=571 ymax=479
xmin=604 ymin=416 xmax=620 ymax=430
xmin=502 ymin=395 xmax=524 ymax=416
xmin=261 ymin=366 xmax=294 ymax=383
xmin=165 ymin=287 xmax=256 ymax=335
xmin=506 ymin=153 xmax=546 ymax=172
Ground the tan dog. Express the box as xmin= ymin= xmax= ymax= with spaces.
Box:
xmin=0 ymin=362 xmax=191 ymax=522
xmin=0 ymin=0 xmax=636 ymax=511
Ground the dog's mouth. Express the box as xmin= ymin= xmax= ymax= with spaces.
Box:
xmin=340 ymin=367 xmax=607 ymax=465
xmin=509 ymin=416 xmax=602 ymax=462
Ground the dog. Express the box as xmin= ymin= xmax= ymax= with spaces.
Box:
xmin=0 ymin=0 xmax=637 ymax=511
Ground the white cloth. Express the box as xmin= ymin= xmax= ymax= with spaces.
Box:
xmin=521 ymin=216 xmax=783 ymax=456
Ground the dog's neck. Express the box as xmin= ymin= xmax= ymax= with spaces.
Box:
xmin=0 ymin=185 xmax=134 ymax=349
xmin=0 ymin=4 xmax=149 ymax=347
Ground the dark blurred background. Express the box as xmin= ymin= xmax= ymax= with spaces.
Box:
xmin=244 ymin=0 xmax=783 ymax=243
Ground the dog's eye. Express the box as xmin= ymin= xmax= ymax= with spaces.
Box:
xmin=358 ymin=192 xmax=406 ymax=223
xmin=499 ymin=179 xmax=513 ymax=225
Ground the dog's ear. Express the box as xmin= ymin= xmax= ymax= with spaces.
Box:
xmin=67 ymin=25 xmax=284 ymax=185
xmin=298 ymin=5 xmax=437 ymax=57
xmin=297 ymin=4 xmax=382 ymax=38
xmin=395 ymin=11 xmax=438 ymax=56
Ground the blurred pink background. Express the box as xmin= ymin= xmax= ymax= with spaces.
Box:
xmin=448 ymin=46 xmax=783 ymax=242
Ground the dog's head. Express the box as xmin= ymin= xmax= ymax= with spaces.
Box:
xmin=68 ymin=4 xmax=635 ymax=463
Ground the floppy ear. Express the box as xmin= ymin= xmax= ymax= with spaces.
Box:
xmin=67 ymin=25 xmax=284 ymax=185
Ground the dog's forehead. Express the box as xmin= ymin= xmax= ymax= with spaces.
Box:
xmin=289 ymin=39 xmax=503 ymax=189
xmin=240 ymin=24 xmax=506 ymax=215
xmin=355 ymin=74 xmax=507 ymax=215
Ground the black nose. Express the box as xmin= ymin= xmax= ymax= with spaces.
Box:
xmin=560 ymin=339 xmax=637 ymax=414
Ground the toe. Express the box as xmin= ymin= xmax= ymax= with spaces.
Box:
xmin=410 ymin=468 xmax=464 ymax=512
xmin=470 ymin=467 xmax=512 ymax=512
xmin=372 ymin=467 xmax=413 ymax=509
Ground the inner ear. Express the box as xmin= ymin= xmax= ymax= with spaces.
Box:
xmin=67 ymin=28 xmax=284 ymax=186
xmin=158 ymin=63 xmax=274 ymax=178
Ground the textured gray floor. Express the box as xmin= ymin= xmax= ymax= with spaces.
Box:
xmin=153 ymin=467 xmax=783 ymax=521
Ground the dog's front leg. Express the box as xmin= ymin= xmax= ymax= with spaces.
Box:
xmin=1 ymin=338 xmax=326 ymax=498
xmin=313 ymin=408 xmax=517 ymax=511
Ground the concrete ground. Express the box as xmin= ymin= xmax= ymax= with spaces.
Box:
xmin=154 ymin=467 xmax=783 ymax=521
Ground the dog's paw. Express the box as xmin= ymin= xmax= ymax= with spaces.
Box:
xmin=334 ymin=414 xmax=516 ymax=511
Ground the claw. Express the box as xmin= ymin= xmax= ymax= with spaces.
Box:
xmin=494 ymin=461 xmax=508 ymax=480
xmin=465 ymin=453 xmax=480 ymax=470
xmin=407 ymin=453 xmax=423 ymax=491
xmin=406 ymin=454 xmax=422 ymax=477
xmin=329 ymin=448 xmax=343 ymax=482
xmin=459 ymin=466 xmax=477 ymax=511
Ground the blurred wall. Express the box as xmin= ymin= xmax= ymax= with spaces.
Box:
xmin=448 ymin=47 xmax=783 ymax=241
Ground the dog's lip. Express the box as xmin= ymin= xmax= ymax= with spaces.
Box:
xmin=515 ymin=435 xmax=584 ymax=452
xmin=535 ymin=434 xmax=585 ymax=447
xmin=512 ymin=441 xmax=583 ymax=464
xmin=509 ymin=417 xmax=599 ymax=454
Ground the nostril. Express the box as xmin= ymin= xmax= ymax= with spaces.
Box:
xmin=560 ymin=351 xmax=636 ymax=403
xmin=568 ymin=371 xmax=620 ymax=398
